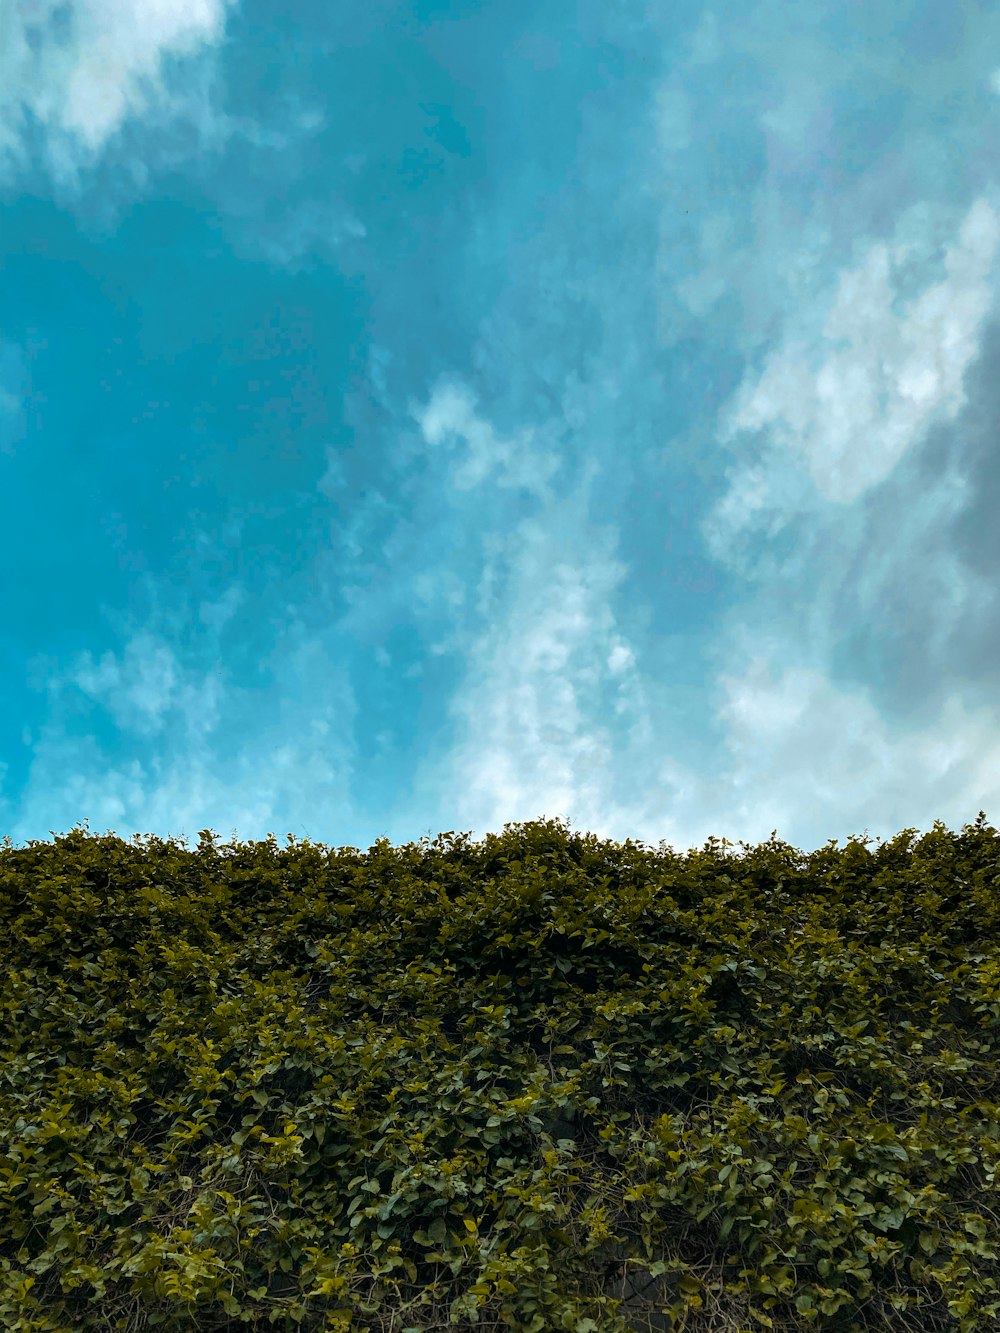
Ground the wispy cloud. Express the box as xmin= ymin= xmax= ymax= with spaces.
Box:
xmin=17 ymin=606 xmax=362 ymax=850
xmin=1 ymin=0 xmax=235 ymax=188
xmin=715 ymin=198 xmax=1000 ymax=513
xmin=411 ymin=378 xmax=562 ymax=499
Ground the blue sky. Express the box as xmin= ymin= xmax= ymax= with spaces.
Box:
xmin=3 ymin=0 xmax=1000 ymax=861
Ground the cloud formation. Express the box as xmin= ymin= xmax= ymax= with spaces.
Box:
xmin=1 ymin=0 xmax=234 ymax=186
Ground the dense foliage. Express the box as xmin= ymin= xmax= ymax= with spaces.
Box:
xmin=1 ymin=812 xmax=999 ymax=1331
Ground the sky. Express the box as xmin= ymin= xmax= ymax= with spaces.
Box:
xmin=2 ymin=0 xmax=1000 ymax=864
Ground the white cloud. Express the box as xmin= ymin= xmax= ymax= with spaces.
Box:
xmin=704 ymin=195 xmax=1000 ymax=567
xmin=426 ymin=510 xmax=653 ymax=847
xmin=400 ymin=366 xmax=1000 ymax=858
xmin=607 ymin=640 xmax=634 ymax=676
xmin=411 ymin=377 xmax=563 ymax=498
xmin=66 ymin=631 xmax=222 ymax=741
xmin=436 ymin=496 xmax=1000 ymax=854
xmin=708 ymin=647 xmax=1000 ymax=848
xmin=1 ymin=0 xmax=234 ymax=183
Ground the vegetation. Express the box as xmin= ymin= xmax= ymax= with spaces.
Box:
xmin=1 ymin=812 xmax=998 ymax=1332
